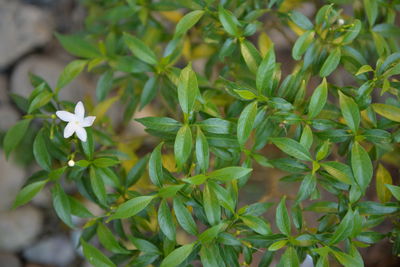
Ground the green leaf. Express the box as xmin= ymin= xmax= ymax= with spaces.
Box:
xmin=355 ymin=65 xmax=374 ymax=76
xmin=28 ymin=90 xmax=53 ymax=113
xmin=357 ymin=201 xmax=399 ymax=215
xmin=200 ymin=244 xmax=224 ymax=267
xmin=68 ymin=196 xmax=93 ymax=218
xmin=319 ymin=47 xmax=341 ymax=77
xmin=299 ymin=125 xmax=313 ymax=150
xmin=372 ymin=103 xmax=400 ymax=122
xmin=268 ymin=239 xmax=288 ymax=251
xmin=240 ymin=40 xmax=261 ymax=73
xmin=139 ymin=76 xmax=158 ymax=109
xmin=93 ymin=158 xmax=120 ymax=168
xmin=174 ymin=10 xmax=205 ymax=37
xmin=291 ymin=11 xmax=313 ymax=30
xmin=198 ymin=222 xmax=227 ymax=243
xmin=256 ymin=46 xmax=276 ymax=95
xmin=196 ymin=127 xmax=209 ymax=173
xmin=339 ymin=91 xmax=360 ymax=132
xmin=149 ymin=143 xmax=164 ymax=187
xmin=316 ymin=140 xmax=331 ymax=161
xmin=97 ymin=167 xmax=120 ymax=188
xmin=364 ymin=0 xmax=378 ymax=26
xmin=292 ymin=30 xmax=314 ymax=60
xmin=296 ymin=174 xmax=316 ymax=203
xmin=182 ymin=174 xmax=208 ymax=185
xmin=158 ymin=199 xmax=176 ymax=241
xmin=96 ymin=70 xmax=114 ymax=101
xmin=331 ymin=249 xmax=362 ymax=267
xmin=90 ymin=167 xmax=107 ymax=206
xmin=97 ymin=223 xmax=128 ymax=254
xmin=308 ymin=78 xmax=328 ymax=118
xmin=33 ymin=129 xmax=52 ymax=171
xmin=351 ymin=142 xmax=373 ymax=192
xmin=321 ymin=161 xmax=354 ymax=184
xmin=271 ymin=137 xmax=312 ymax=161
xmin=177 ymin=64 xmax=199 ymax=115
xmin=329 ymin=208 xmax=354 ymax=245
xmin=241 ymin=215 xmax=271 ymax=235
xmin=198 ymin=118 xmax=233 ymax=134
xmin=173 ymin=196 xmax=198 ymax=235
xmin=55 ymin=33 xmax=101 ymax=58
xmin=129 ymin=237 xmax=161 ymax=255
xmin=124 ymin=33 xmax=157 ymax=65
xmin=13 ymin=180 xmax=47 ymax=209
xmin=160 ymin=243 xmax=195 ymax=267
xmin=385 ymin=184 xmax=400 ymax=201
xmin=126 ymin=155 xmax=150 ymax=187
xmin=81 ymin=128 xmax=94 ymax=160
xmin=203 ymin=181 xmax=221 ymax=225
xmin=137 ymin=117 xmax=181 ymax=132
xmin=158 ymin=184 xmax=185 ymax=198
xmin=237 ymin=101 xmax=258 ymax=147
xmin=376 ymin=164 xmax=392 ymax=203
xmin=109 ymin=195 xmax=156 ymax=221
xmin=174 ymin=125 xmax=192 ymax=169
xmin=234 ymin=89 xmax=257 ymax=100
xmin=51 ymin=184 xmax=74 ymax=228
xmin=208 ymin=167 xmax=253 ymax=182
xmin=210 ymin=182 xmax=235 ymax=213
xmin=342 ymin=20 xmax=362 ymax=44
xmin=276 ymin=196 xmax=291 ymax=236
xmin=218 ymin=6 xmax=240 ymax=36
xmin=3 ymin=119 xmax=31 ymax=157
xmin=56 ymin=60 xmax=87 ymax=90
xmin=81 ymin=239 xmax=116 ymax=267
xmin=278 ymin=246 xmax=299 ymax=267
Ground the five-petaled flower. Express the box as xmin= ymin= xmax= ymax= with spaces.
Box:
xmin=56 ymin=101 xmax=96 ymax=142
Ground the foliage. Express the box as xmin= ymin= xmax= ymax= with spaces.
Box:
xmin=4 ymin=0 xmax=400 ymax=266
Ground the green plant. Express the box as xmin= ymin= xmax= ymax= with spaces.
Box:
xmin=4 ymin=0 xmax=400 ymax=266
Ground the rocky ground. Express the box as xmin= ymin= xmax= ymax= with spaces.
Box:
xmin=0 ymin=1 xmax=399 ymax=267
xmin=0 ymin=0 xmax=92 ymax=266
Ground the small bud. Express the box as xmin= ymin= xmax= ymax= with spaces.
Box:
xmin=338 ymin=18 xmax=345 ymax=25
xmin=68 ymin=160 xmax=75 ymax=167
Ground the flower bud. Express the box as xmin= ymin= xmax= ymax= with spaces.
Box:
xmin=68 ymin=160 xmax=75 ymax=167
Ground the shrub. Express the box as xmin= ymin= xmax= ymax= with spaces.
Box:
xmin=4 ymin=0 xmax=400 ymax=266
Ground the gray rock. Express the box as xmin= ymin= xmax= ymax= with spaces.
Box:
xmin=0 ymin=1 xmax=53 ymax=69
xmin=0 ymin=152 xmax=26 ymax=211
xmin=0 ymin=252 xmax=21 ymax=267
xmin=0 ymin=76 xmax=19 ymax=131
xmin=0 ymin=105 xmax=20 ymax=131
xmin=10 ymin=55 xmax=94 ymax=102
xmin=22 ymin=0 xmax=62 ymax=6
xmin=0 ymin=75 xmax=7 ymax=103
xmin=23 ymin=235 xmax=75 ymax=266
xmin=301 ymin=254 xmax=314 ymax=267
xmin=0 ymin=205 xmax=43 ymax=251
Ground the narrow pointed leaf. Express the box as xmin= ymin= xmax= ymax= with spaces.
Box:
xmin=237 ymin=101 xmax=258 ymax=147
xmin=124 ymin=33 xmax=157 ymax=65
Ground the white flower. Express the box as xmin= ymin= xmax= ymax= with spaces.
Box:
xmin=338 ymin=18 xmax=345 ymax=25
xmin=56 ymin=101 xmax=96 ymax=142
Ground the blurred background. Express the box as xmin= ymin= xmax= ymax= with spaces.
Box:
xmin=0 ymin=0 xmax=400 ymax=266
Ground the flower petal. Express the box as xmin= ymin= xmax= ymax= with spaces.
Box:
xmin=75 ymin=127 xmax=87 ymax=142
xmin=64 ymin=122 xmax=77 ymax=138
xmin=74 ymin=101 xmax=85 ymax=120
xmin=82 ymin=116 xmax=96 ymax=127
xmin=56 ymin=111 xmax=75 ymax=122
